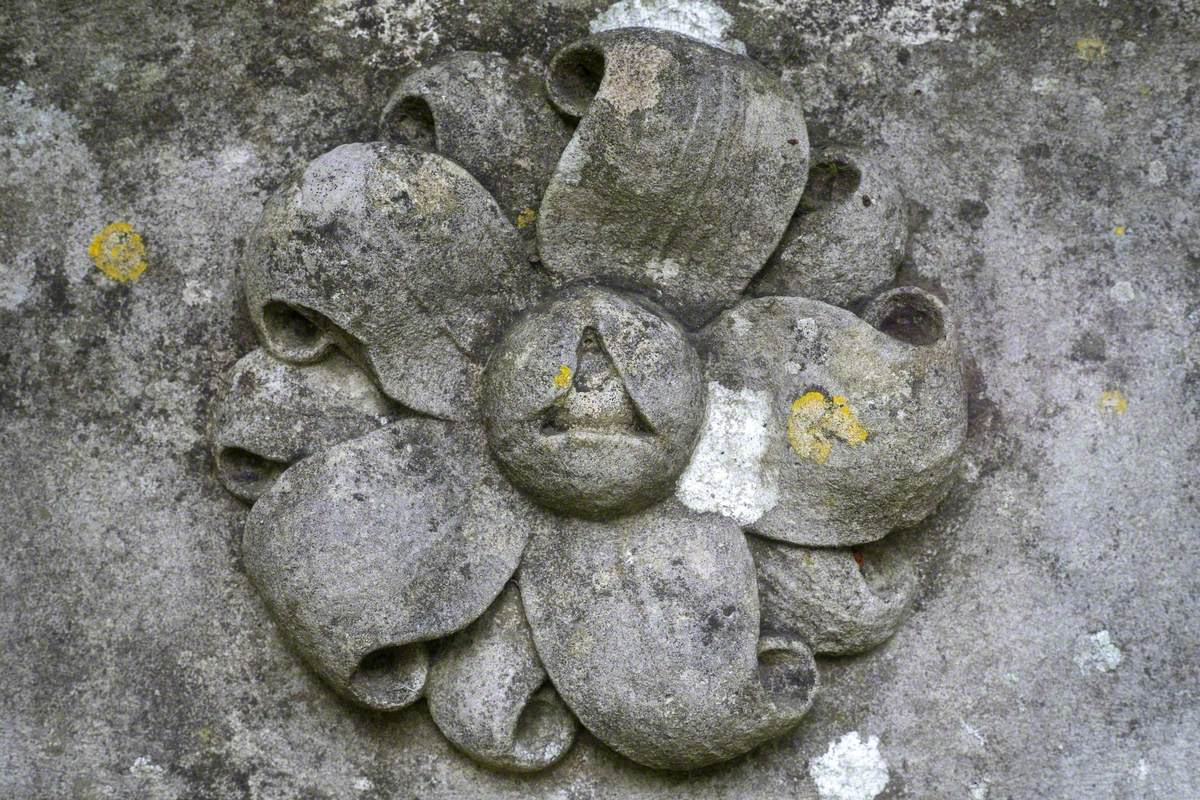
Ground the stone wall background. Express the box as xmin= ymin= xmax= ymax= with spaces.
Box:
xmin=1 ymin=1 xmax=1197 ymax=797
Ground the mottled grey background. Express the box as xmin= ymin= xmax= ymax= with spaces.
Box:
xmin=1 ymin=1 xmax=1197 ymax=798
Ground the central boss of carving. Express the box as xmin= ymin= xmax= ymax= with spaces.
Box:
xmin=210 ymin=22 xmax=966 ymax=772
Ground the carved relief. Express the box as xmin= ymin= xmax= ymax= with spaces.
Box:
xmin=211 ymin=22 xmax=966 ymax=772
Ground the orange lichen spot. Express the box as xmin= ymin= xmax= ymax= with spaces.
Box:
xmin=787 ymin=390 xmax=869 ymax=464
xmin=89 ymin=221 xmax=147 ymax=282
xmin=516 ymin=207 xmax=538 ymax=228
xmin=553 ymin=364 xmax=573 ymax=390
xmin=1098 ymin=389 xmax=1128 ymax=414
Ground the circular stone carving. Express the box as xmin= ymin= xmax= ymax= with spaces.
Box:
xmin=482 ymin=287 xmax=704 ymax=518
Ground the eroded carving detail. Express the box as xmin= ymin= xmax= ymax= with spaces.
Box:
xmin=211 ymin=21 xmax=966 ymax=773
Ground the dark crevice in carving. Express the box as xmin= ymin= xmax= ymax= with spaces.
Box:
xmin=348 ymin=642 xmax=428 ymax=710
xmin=798 ymin=159 xmax=862 ymax=213
xmin=546 ymin=44 xmax=605 ymax=119
xmin=216 ymin=446 xmax=288 ymax=501
xmin=260 ymin=300 xmax=328 ymax=361
xmin=381 ymin=95 xmax=438 ymax=151
xmin=868 ymin=289 xmax=945 ymax=346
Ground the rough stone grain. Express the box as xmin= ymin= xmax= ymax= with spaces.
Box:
xmin=750 ymin=146 xmax=910 ymax=308
xmin=243 ymin=421 xmax=550 ymax=711
xmin=699 ymin=289 xmax=967 ymax=545
xmin=209 ymin=348 xmax=399 ymax=501
xmin=242 ymin=142 xmax=545 ymax=421
xmin=520 ymin=500 xmax=818 ymax=769
xmin=539 ymin=27 xmax=809 ymax=327
xmin=426 ymin=584 xmax=578 ymax=772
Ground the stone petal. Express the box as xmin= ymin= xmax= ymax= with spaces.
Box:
xmin=209 ymin=348 xmax=399 ymax=501
xmin=243 ymin=421 xmax=551 ymax=711
xmin=689 ymin=288 xmax=967 ymax=546
xmin=520 ymin=500 xmax=818 ymax=770
xmin=749 ymin=535 xmax=917 ymax=656
xmin=538 ymin=28 xmax=809 ymax=328
xmin=426 ymin=584 xmax=577 ymax=772
xmin=380 ymin=52 xmax=572 ymax=246
xmin=751 ymin=146 xmax=910 ymax=308
xmin=242 ymin=142 xmax=547 ymax=421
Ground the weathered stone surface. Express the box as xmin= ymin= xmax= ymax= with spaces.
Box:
xmin=751 ymin=146 xmax=910 ymax=308
xmin=241 ymin=142 xmax=545 ymax=421
xmin=426 ymin=584 xmax=577 ymax=772
xmin=695 ymin=289 xmax=967 ymax=545
xmin=520 ymin=500 xmax=818 ymax=770
xmin=243 ymin=421 xmax=549 ymax=710
xmin=208 ymin=348 xmax=398 ymax=501
xmin=483 ymin=287 xmax=704 ymax=518
xmin=749 ymin=535 xmax=917 ymax=656
xmin=380 ymin=51 xmax=572 ymax=244
xmin=539 ymin=27 xmax=809 ymax=327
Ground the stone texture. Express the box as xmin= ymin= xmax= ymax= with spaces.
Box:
xmin=483 ymin=287 xmax=704 ymax=518
xmin=242 ymin=142 xmax=545 ymax=421
xmin=208 ymin=348 xmax=399 ymax=501
xmin=2 ymin=1 xmax=1198 ymax=798
xmin=538 ymin=27 xmax=809 ymax=328
xmin=426 ymin=584 xmax=577 ymax=772
xmin=379 ymin=51 xmax=572 ymax=246
xmin=520 ymin=500 xmax=818 ymax=770
xmin=698 ymin=289 xmax=967 ymax=546
xmin=749 ymin=535 xmax=917 ymax=656
xmin=750 ymin=145 xmax=910 ymax=308
xmin=243 ymin=421 xmax=550 ymax=710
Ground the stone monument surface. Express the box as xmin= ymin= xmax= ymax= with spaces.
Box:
xmin=1 ymin=1 xmax=1197 ymax=798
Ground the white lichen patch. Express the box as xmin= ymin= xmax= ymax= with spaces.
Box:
xmin=675 ymin=382 xmax=777 ymax=525
xmin=316 ymin=0 xmax=440 ymax=67
xmin=591 ymin=0 xmax=747 ymax=54
xmin=809 ymin=732 xmax=890 ymax=800
xmin=1074 ymin=629 xmax=1123 ymax=674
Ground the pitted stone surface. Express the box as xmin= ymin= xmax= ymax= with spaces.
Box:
xmin=751 ymin=146 xmax=910 ymax=308
xmin=519 ymin=500 xmax=818 ymax=770
xmin=241 ymin=142 xmax=545 ymax=421
xmin=243 ymin=421 xmax=550 ymax=710
xmin=426 ymin=584 xmax=577 ymax=772
xmin=380 ymin=51 xmax=572 ymax=243
xmin=539 ymin=27 xmax=809 ymax=327
xmin=209 ymin=348 xmax=398 ymax=501
xmin=698 ymin=289 xmax=967 ymax=546
xmin=750 ymin=535 xmax=917 ymax=656
xmin=482 ymin=287 xmax=704 ymax=518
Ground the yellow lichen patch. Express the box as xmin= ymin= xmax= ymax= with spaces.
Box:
xmin=1098 ymin=389 xmax=1128 ymax=414
xmin=1075 ymin=37 xmax=1106 ymax=61
xmin=1114 ymin=225 xmax=1127 ymax=236
xmin=787 ymin=391 xmax=869 ymax=464
xmin=553 ymin=364 xmax=573 ymax=390
xmin=88 ymin=221 xmax=147 ymax=282
xmin=516 ymin=207 xmax=538 ymax=228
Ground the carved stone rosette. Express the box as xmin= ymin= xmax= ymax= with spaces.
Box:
xmin=210 ymin=23 xmax=966 ymax=773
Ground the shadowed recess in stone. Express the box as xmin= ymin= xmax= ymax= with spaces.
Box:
xmin=519 ymin=500 xmax=818 ymax=770
xmin=695 ymin=288 xmax=966 ymax=546
xmin=482 ymin=287 xmax=704 ymax=518
xmin=749 ymin=535 xmax=917 ymax=655
xmin=240 ymin=142 xmax=546 ymax=421
xmin=209 ymin=348 xmax=399 ymax=501
xmin=380 ymin=52 xmax=572 ymax=242
xmin=427 ymin=585 xmax=577 ymax=772
xmin=242 ymin=421 xmax=552 ymax=710
xmin=538 ymin=27 xmax=809 ymax=328
xmin=751 ymin=146 xmax=910 ymax=308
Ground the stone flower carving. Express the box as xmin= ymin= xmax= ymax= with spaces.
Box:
xmin=210 ymin=24 xmax=966 ymax=773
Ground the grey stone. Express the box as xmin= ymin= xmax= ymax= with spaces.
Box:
xmin=750 ymin=146 xmax=910 ymax=308
xmin=538 ymin=27 xmax=809 ymax=327
xmin=482 ymin=287 xmax=704 ymax=518
xmin=243 ymin=421 xmax=551 ymax=710
xmin=749 ymin=535 xmax=917 ymax=656
xmin=520 ymin=500 xmax=818 ymax=770
xmin=426 ymin=584 xmax=577 ymax=772
xmin=241 ymin=142 xmax=546 ymax=421
xmin=208 ymin=348 xmax=398 ymax=501
xmin=697 ymin=288 xmax=967 ymax=546
xmin=379 ymin=51 xmax=572 ymax=247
